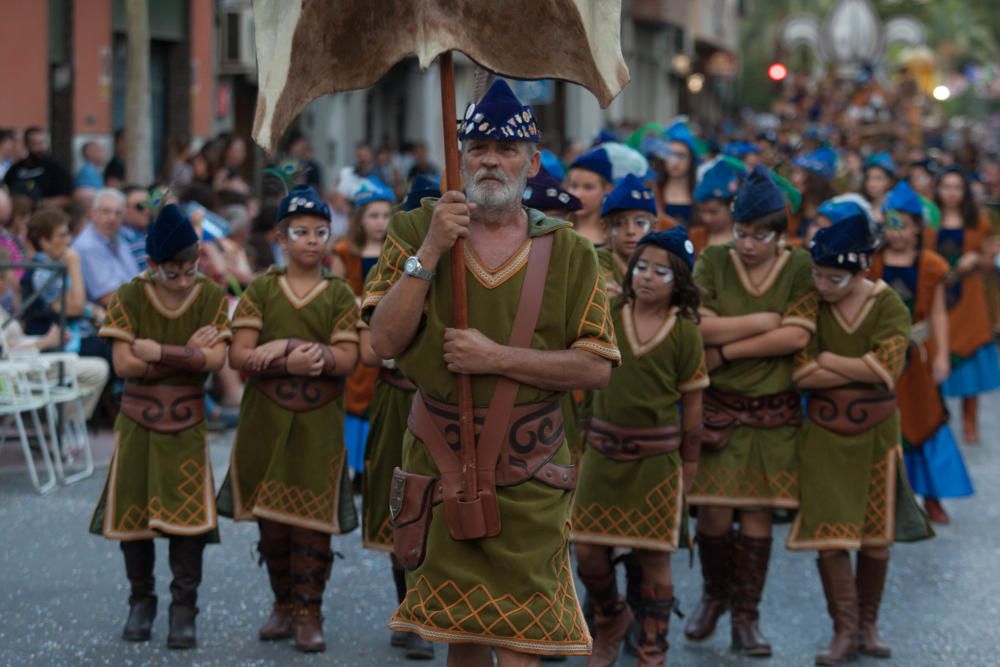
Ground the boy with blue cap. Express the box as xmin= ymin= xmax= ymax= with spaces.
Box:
xmin=567 ymin=146 xmax=615 ymax=246
xmin=790 ymin=207 xmax=931 ymax=664
xmin=366 ymin=78 xmax=618 ymax=664
xmin=685 ymin=166 xmax=815 ymax=656
xmin=91 ymin=203 xmax=232 ymax=649
xmin=219 ymin=184 xmax=361 ymax=652
xmin=691 ymin=160 xmax=742 ymax=252
xmin=598 ymin=173 xmax=658 ymax=296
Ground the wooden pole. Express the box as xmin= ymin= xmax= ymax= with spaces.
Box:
xmin=438 ymin=52 xmax=478 ymax=501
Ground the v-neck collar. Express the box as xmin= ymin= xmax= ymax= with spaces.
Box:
xmin=831 ymin=280 xmax=887 ymax=334
xmin=278 ymin=274 xmax=328 ymax=309
xmin=729 ymin=247 xmax=791 ymax=297
xmin=464 ymin=238 xmax=532 ymax=290
xmin=142 ymin=273 xmax=204 ymax=319
xmin=623 ymin=303 xmax=678 ymax=358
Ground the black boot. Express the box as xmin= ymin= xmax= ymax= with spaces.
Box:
xmin=167 ymin=536 xmax=205 ymax=649
xmin=622 ymin=550 xmax=644 ymax=656
xmin=120 ymin=540 xmax=157 ymax=641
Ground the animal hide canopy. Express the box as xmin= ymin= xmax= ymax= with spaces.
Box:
xmin=252 ymin=0 xmax=630 ymax=152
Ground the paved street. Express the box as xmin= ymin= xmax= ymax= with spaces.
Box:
xmin=1 ymin=396 xmax=998 ymax=667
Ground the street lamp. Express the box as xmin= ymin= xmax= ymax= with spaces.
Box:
xmin=687 ymin=73 xmax=705 ymax=93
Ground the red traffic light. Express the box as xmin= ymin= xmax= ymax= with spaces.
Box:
xmin=768 ymin=63 xmax=788 ymax=81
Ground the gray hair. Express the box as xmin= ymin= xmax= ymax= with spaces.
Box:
xmin=91 ymin=187 xmax=126 ymax=212
xmin=222 ymin=204 xmax=250 ymax=236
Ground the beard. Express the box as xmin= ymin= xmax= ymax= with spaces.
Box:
xmin=463 ymin=161 xmax=531 ymax=212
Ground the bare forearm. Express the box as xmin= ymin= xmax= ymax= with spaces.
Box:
xmin=112 ymin=342 xmax=148 ymax=379
xmin=699 ymin=314 xmax=774 ymax=346
xmin=327 ymin=343 xmax=360 ymax=377
xmin=369 ymin=275 xmax=432 ymax=359
xmin=723 ymin=326 xmax=810 ymax=360
xmin=931 ymin=286 xmax=949 ymax=354
xmin=494 ymin=347 xmax=612 ymax=391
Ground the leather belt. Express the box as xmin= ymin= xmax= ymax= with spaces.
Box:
xmin=586 ymin=417 xmax=681 ymax=461
xmin=120 ymin=383 xmax=206 ymax=433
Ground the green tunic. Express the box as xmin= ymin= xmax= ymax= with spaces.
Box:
xmin=687 ymin=244 xmax=816 ymax=509
xmin=571 ymin=301 xmax=708 ymax=551
xmin=90 ymin=273 xmax=231 ymax=540
xmin=786 ymin=281 xmax=931 ymax=550
xmin=216 ymin=267 xmax=360 ymax=534
xmin=363 ymin=200 xmax=620 ymax=655
xmin=596 ymin=246 xmax=626 ymax=288
xmin=362 ymin=368 xmax=415 ymax=552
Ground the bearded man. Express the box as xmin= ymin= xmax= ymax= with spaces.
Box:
xmin=365 ymin=80 xmax=619 ymax=666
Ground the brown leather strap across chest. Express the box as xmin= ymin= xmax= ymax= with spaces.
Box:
xmin=586 ymin=417 xmax=681 ymax=461
xmin=379 ymin=367 xmax=417 ymax=393
xmin=807 ymin=388 xmax=897 ymax=436
xmin=252 ymin=376 xmax=344 ymax=412
xmin=120 ymin=384 xmax=206 ymax=433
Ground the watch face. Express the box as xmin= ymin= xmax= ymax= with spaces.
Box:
xmin=405 ymin=256 xmax=419 ymax=273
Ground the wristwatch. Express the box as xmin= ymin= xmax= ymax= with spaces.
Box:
xmin=404 ymin=255 xmax=435 ymax=281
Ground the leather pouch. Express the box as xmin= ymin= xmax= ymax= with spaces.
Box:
xmin=389 ymin=467 xmax=437 ymax=571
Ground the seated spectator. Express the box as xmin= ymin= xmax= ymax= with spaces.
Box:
xmin=71 ymin=188 xmax=139 ymax=306
xmin=0 ymin=187 xmax=26 ymax=284
xmin=0 ymin=128 xmax=17 ymax=181
xmin=2 ymin=127 xmax=72 ymax=208
xmin=74 ymin=141 xmax=106 ymax=191
xmin=1 ymin=246 xmax=110 ymax=423
xmin=213 ymin=134 xmax=251 ymax=195
xmin=119 ymin=185 xmax=151 ymax=271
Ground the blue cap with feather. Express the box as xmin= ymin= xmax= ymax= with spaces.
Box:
xmin=570 ymin=147 xmax=614 ymax=183
xmin=278 ymin=185 xmax=331 ymax=223
xmin=523 ymin=167 xmax=581 ymax=213
xmin=637 ymin=227 xmax=696 ymax=269
xmin=146 ymin=204 xmax=199 ymax=265
xmin=732 ymin=165 xmax=787 ymax=223
xmin=810 ymin=208 xmax=881 ymax=272
xmin=793 ymin=147 xmax=838 ymax=180
xmin=694 ymin=160 xmax=743 ymax=203
xmin=864 ymin=152 xmax=896 ymax=178
xmin=600 ymin=174 xmax=656 ymax=218
xmin=664 ymin=121 xmax=699 ymax=160
xmin=460 ymin=79 xmax=539 ymax=143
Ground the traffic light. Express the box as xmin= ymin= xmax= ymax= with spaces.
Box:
xmin=768 ymin=63 xmax=788 ymax=82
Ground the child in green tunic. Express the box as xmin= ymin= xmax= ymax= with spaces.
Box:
xmin=789 ymin=206 xmax=916 ymax=664
xmin=596 ymin=174 xmax=655 ymax=298
xmin=685 ymin=166 xmax=815 ymax=656
xmin=91 ymin=204 xmax=231 ymax=649
xmin=572 ymin=227 xmax=707 ymax=667
xmin=219 ymin=185 xmax=361 ymax=653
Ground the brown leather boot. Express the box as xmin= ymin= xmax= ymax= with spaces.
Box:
xmin=291 ymin=528 xmax=333 ymax=653
xmin=856 ymin=553 xmax=891 ymax=658
xmin=166 ymin=536 xmax=205 ymax=649
xmin=684 ymin=531 xmax=733 ymax=641
xmin=636 ymin=583 xmax=675 ymax=667
xmin=815 ymin=552 xmax=859 ymax=665
xmin=730 ymin=534 xmax=772 ymax=657
xmin=578 ymin=567 xmax=634 ymax=667
xmin=962 ymin=396 xmax=980 ymax=444
xmin=120 ymin=540 xmax=157 ymax=642
xmin=257 ymin=519 xmax=294 ymax=641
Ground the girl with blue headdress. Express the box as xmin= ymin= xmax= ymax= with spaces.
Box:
xmin=930 ymin=167 xmax=1000 ymax=446
xmin=652 ymin=123 xmax=698 ymax=227
xmin=861 ymin=153 xmax=896 ymax=222
xmin=869 ymin=181 xmax=974 ymax=525
xmin=334 ymin=180 xmax=396 ymax=491
xmin=572 ymin=227 xmax=707 ymax=666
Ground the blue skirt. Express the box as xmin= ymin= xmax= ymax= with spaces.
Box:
xmin=903 ymin=424 xmax=974 ymax=499
xmin=344 ymin=414 xmax=370 ymax=473
xmin=941 ymin=342 xmax=1000 ymax=397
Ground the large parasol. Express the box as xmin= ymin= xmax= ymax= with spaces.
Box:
xmin=251 ymin=0 xmax=629 ymax=535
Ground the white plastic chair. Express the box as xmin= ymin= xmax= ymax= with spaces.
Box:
xmin=7 ymin=351 xmax=95 ymax=485
xmin=0 ymin=361 xmax=58 ymax=494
